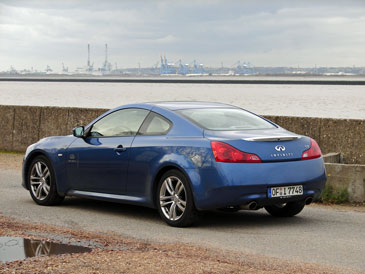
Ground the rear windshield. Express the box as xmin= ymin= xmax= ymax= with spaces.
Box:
xmin=176 ymin=108 xmax=276 ymax=130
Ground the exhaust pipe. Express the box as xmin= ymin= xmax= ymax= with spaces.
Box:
xmin=305 ymin=197 xmax=313 ymax=205
xmin=240 ymin=201 xmax=258 ymax=210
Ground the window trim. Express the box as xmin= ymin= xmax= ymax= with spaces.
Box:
xmin=87 ymin=108 xmax=151 ymax=138
xmin=137 ymin=111 xmax=173 ymax=136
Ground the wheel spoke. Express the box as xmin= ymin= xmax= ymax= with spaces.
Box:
xmin=31 ymin=176 xmax=41 ymax=180
xmin=42 ymin=184 xmax=50 ymax=195
xmin=176 ymin=183 xmax=184 ymax=195
xmin=35 ymin=185 xmax=42 ymax=199
xmin=30 ymin=181 xmax=41 ymax=186
xmin=178 ymin=199 xmax=186 ymax=207
xmin=35 ymin=162 xmax=43 ymax=177
xmin=176 ymin=201 xmax=185 ymax=212
xmin=160 ymin=200 xmax=173 ymax=207
xmin=160 ymin=195 xmax=173 ymax=201
xmin=43 ymin=169 xmax=50 ymax=179
xmin=172 ymin=204 xmax=177 ymax=220
xmin=169 ymin=203 xmax=177 ymax=220
xmin=165 ymin=178 xmax=174 ymax=195
xmin=174 ymin=181 xmax=182 ymax=193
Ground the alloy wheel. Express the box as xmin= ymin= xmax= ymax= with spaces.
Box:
xmin=30 ymin=161 xmax=51 ymax=201
xmin=159 ymin=176 xmax=187 ymax=221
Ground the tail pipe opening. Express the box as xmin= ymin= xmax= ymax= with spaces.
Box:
xmin=240 ymin=201 xmax=258 ymax=210
xmin=305 ymin=197 xmax=313 ymax=205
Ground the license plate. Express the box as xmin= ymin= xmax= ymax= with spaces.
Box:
xmin=268 ymin=185 xmax=303 ymax=198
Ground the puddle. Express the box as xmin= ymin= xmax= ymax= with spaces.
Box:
xmin=0 ymin=236 xmax=91 ymax=263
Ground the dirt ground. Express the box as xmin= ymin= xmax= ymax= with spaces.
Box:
xmin=0 ymin=215 xmax=352 ymax=274
xmin=0 ymin=152 xmax=23 ymax=170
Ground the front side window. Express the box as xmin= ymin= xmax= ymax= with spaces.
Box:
xmin=90 ymin=108 xmax=149 ymax=137
xmin=176 ymin=108 xmax=276 ymax=131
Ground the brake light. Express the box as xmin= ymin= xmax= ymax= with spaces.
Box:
xmin=211 ymin=141 xmax=262 ymax=163
xmin=301 ymin=138 xmax=322 ymax=160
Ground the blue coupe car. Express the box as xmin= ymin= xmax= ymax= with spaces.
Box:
xmin=22 ymin=102 xmax=326 ymax=227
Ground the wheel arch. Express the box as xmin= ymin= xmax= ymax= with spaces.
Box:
xmin=23 ymin=151 xmax=54 ymax=190
xmin=151 ymin=164 xmax=197 ymax=208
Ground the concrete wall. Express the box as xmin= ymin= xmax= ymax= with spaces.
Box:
xmin=0 ymin=105 xmax=364 ymax=164
xmin=0 ymin=105 xmax=105 ymax=153
xmin=323 ymin=152 xmax=343 ymax=164
xmin=325 ymin=163 xmax=365 ymax=203
xmin=264 ymin=115 xmax=364 ymax=164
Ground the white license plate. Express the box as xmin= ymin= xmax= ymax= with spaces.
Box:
xmin=268 ymin=185 xmax=303 ymax=198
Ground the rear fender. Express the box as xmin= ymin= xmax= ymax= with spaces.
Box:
xmin=149 ymin=161 xmax=202 ymax=209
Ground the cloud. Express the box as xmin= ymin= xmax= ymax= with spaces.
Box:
xmin=0 ymin=0 xmax=365 ymax=71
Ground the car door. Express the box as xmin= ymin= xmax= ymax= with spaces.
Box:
xmin=67 ymin=108 xmax=150 ymax=194
xmin=127 ymin=112 xmax=173 ymax=197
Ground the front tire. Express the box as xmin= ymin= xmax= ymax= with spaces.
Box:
xmin=264 ymin=201 xmax=305 ymax=217
xmin=28 ymin=155 xmax=64 ymax=206
xmin=156 ymin=170 xmax=198 ymax=227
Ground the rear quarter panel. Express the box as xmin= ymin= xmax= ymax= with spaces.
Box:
xmin=128 ymin=136 xmax=214 ymax=207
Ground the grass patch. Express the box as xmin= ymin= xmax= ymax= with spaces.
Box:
xmin=317 ymin=184 xmax=349 ymax=204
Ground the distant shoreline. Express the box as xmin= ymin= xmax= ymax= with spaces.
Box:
xmin=1 ymin=77 xmax=365 ymax=85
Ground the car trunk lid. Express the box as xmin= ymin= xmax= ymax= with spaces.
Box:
xmin=205 ymin=128 xmax=310 ymax=162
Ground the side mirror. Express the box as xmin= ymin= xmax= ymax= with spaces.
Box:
xmin=72 ymin=126 xmax=85 ymax=138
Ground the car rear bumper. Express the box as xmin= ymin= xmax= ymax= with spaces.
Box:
xmin=190 ymin=157 xmax=326 ymax=210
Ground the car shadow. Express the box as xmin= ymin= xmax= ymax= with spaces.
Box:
xmin=61 ymin=197 xmax=161 ymax=223
xmin=196 ymin=209 xmax=313 ymax=229
xmin=58 ymin=197 xmax=314 ymax=229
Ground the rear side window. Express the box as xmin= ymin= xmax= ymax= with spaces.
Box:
xmin=176 ymin=108 xmax=276 ymax=131
xmin=90 ymin=108 xmax=149 ymax=137
xmin=139 ymin=112 xmax=172 ymax=135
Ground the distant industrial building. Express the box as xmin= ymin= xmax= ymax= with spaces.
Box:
xmin=160 ymin=56 xmax=207 ymax=75
xmin=1 ymin=45 xmax=365 ymax=76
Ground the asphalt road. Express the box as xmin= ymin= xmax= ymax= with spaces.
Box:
xmin=1 ymin=169 xmax=364 ymax=272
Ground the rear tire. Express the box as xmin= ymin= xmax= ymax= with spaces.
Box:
xmin=28 ymin=155 xmax=64 ymax=206
xmin=264 ymin=201 xmax=305 ymax=217
xmin=156 ymin=170 xmax=198 ymax=227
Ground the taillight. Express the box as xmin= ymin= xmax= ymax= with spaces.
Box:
xmin=211 ymin=141 xmax=262 ymax=163
xmin=301 ymin=138 xmax=322 ymax=160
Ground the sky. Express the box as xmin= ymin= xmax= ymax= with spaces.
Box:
xmin=1 ymin=0 xmax=365 ymax=72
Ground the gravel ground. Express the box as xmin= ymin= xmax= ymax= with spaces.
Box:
xmin=0 ymin=215 xmax=351 ymax=273
xmin=0 ymin=152 xmax=23 ymax=170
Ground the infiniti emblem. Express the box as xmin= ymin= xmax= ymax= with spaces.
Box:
xmin=275 ymin=145 xmax=286 ymax=152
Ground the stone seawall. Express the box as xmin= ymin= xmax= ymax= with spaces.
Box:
xmin=264 ymin=115 xmax=364 ymax=164
xmin=0 ymin=105 xmax=364 ymax=164
xmin=325 ymin=163 xmax=365 ymax=203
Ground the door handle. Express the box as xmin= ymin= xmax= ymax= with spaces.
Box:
xmin=114 ymin=145 xmax=126 ymax=153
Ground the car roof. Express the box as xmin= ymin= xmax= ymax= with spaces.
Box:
xmin=146 ymin=101 xmax=237 ymax=111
